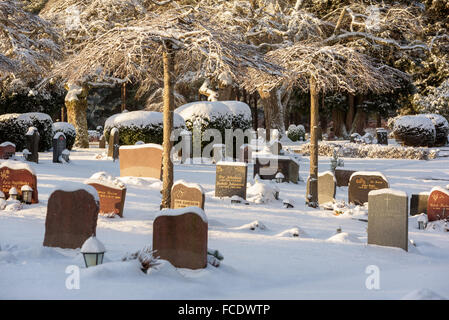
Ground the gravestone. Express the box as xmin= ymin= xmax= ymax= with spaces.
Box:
xmin=376 ymin=128 xmax=388 ymax=145
xmin=253 ymin=156 xmax=299 ymax=183
xmin=25 ymin=127 xmax=39 ymax=163
xmin=348 ymin=172 xmax=389 ymax=205
xmin=52 ymin=132 xmax=67 ymax=163
xmin=108 ymin=128 xmax=119 ymax=159
xmin=0 ymin=142 xmax=15 ymax=159
xmin=368 ymin=189 xmax=408 ymax=251
xmin=307 ymin=171 xmax=336 ymax=205
xmin=0 ymin=161 xmax=38 ymax=203
xmin=153 ymin=208 xmax=208 ymax=269
xmin=43 ymin=186 xmax=99 ymax=249
xmin=427 ymin=187 xmax=449 ymax=221
xmin=86 ymin=173 xmax=126 ymax=217
xmin=170 ymin=180 xmax=205 ymax=210
xmin=334 ymin=169 xmax=356 ymax=187
xmin=239 ymin=144 xmax=252 ymax=163
xmin=119 ymin=143 xmax=163 ymax=179
xmin=215 ymin=161 xmax=248 ymax=199
xmin=410 ymin=192 xmax=429 ymax=216
xmin=99 ymin=135 xmax=106 ymax=149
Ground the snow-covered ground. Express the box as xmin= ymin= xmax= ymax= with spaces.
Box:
xmin=1 ymin=146 xmax=449 ymax=300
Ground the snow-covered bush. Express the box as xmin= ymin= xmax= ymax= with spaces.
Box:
xmin=413 ymin=79 xmax=449 ymax=121
xmin=53 ymin=122 xmax=76 ymax=150
xmin=297 ymin=141 xmax=438 ymax=160
xmin=104 ymin=110 xmax=186 ymax=145
xmin=0 ymin=112 xmax=53 ymax=151
xmin=423 ymin=114 xmax=449 ymax=146
xmin=287 ymin=124 xmax=305 ymax=142
xmin=392 ymin=115 xmax=436 ymax=147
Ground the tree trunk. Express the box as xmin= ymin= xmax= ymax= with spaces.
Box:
xmin=308 ymin=77 xmax=319 ymax=208
xmin=332 ymin=107 xmax=346 ymax=137
xmin=346 ymin=93 xmax=355 ymax=131
xmin=160 ymin=45 xmax=175 ymax=209
xmin=351 ymin=107 xmax=367 ymax=135
xmin=376 ymin=112 xmax=382 ymax=128
xmin=258 ymin=87 xmax=285 ymax=139
xmin=65 ymin=83 xmax=89 ymax=148
xmin=252 ymin=92 xmax=258 ymax=131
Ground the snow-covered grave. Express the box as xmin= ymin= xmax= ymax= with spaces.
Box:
xmin=1 ymin=147 xmax=449 ymax=299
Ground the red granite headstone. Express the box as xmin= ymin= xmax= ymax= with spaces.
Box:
xmin=43 ymin=188 xmax=99 ymax=249
xmin=0 ymin=162 xmax=38 ymax=203
xmin=427 ymin=187 xmax=449 ymax=221
xmin=153 ymin=210 xmax=208 ymax=270
xmin=87 ymin=182 xmax=126 ymax=217
xmin=0 ymin=142 xmax=15 ymax=159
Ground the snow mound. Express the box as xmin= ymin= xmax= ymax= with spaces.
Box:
xmin=326 ymin=232 xmax=361 ymax=243
xmin=85 ymin=172 xmax=126 ymax=190
xmin=81 ymin=236 xmax=106 ymax=253
xmin=105 ymin=110 xmax=185 ymax=129
xmin=276 ymin=227 xmax=308 ymax=238
xmin=53 ymin=122 xmax=75 ymax=133
xmin=117 ymin=176 xmax=162 ymax=190
xmin=234 ymin=220 xmax=267 ymax=232
xmin=401 ymin=288 xmax=446 ymax=300
xmin=247 ymin=176 xmax=278 ymax=204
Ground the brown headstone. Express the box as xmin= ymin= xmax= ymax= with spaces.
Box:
xmin=119 ymin=144 xmax=163 ymax=179
xmin=348 ymin=172 xmax=389 ymax=205
xmin=99 ymin=135 xmax=106 ymax=149
xmin=215 ymin=162 xmax=248 ymax=199
xmin=170 ymin=181 xmax=205 ymax=210
xmin=0 ymin=162 xmax=38 ymax=203
xmin=43 ymin=187 xmax=99 ymax=249
xmin=108 ymin=128 xmax=119 ymax=158
xmin=253 ymin=156 xmax=299 ymax=183
xmin=0 ymin=142 xmax=15 ymax=159
xmin=87 ymin=182 xmax=126 ymax=217
xmin=334 ymin=169 xmax=357 ymax=187
xmin=153 ymin=210 xmax=208 ymax=269
xmin=410 ymin=192 xmax=429 ymax=216
xmin=427 ymin=187 xmax=449 ymax=221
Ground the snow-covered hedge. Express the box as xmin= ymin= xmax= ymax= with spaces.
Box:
xmin=287 ymin=124 xmax=305 ymax=142
xmin=53 ymin=122 xmax=76 ymax=150
xmin=297 ymin=141 xmax=438 ymax=160
xmin=423 ymin=114 xmax=449 ymax=146
xmin=175 ymin=101 xmax=252 ymax=152
xmin=391 ymin=115 xmax=436 ymax=147
xmin=0 ymin=112 xmax=53 ymax=151
xmin=104 ymin=110 xmax=186 ymax=145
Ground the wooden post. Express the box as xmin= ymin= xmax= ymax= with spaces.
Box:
xmin=308 ymin=77 xmax=319 ymax=208
xmin=160 ymin=44 xmax=175 ymax=209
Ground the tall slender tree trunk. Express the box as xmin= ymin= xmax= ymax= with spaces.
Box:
xmin=332 ymin=107 xmax=345 ymax=137
xmin=252 ymin=92 xmax=258 ymax=131
xmin=350 ymin=95 xmax=366 ymax=135
xmin=346 ymin=93 xmax=355 ymax=131
xmin=308 ymin=77 xmax=319 ymax=208
xmin=160 ymin=45 xmax=175 ymax=209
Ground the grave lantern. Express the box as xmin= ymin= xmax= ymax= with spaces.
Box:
xmin=8 ymin=187 xmax=18 ymax=200
xmin=21 ymin=185 xmax=33 ymax=204
xmin=417 ymin=214 xmax=428 ymax=230
xmin=275 ymin=172 xmax=285 ymax=183
xmin=230 ymin=195 xmax=242 ymax=204
xmin=80 ymin=235 xmax=106 ymax=268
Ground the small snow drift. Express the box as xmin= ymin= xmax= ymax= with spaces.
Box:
xmin=276 ymin=227 xmax=308 ymax=238
xmin=234 ymin=220 xmax=268 ymax=232
xmin=401 ymin=288 xmax=446 ymax=300
xmin=326 ymin=232 xmax=361 ymax=244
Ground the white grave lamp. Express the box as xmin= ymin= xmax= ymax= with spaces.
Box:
xmin=20 ymin=185 xmax=33 ymax=204
xmin=81 ymin=235 xmax=106 ymax=268
xmin=8 ymin=187 xmax=18 ymax=201
xmin=275 ymin=172 xmax=285 ymax=183
xmin=417 ymin=214 xmax=428 ymax=230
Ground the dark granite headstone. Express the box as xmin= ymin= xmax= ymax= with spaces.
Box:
xmin=368 ymin=189 xmax=408 ymax=251
xmin=0 ymin=142 xmax=15 ymax=159
xmin=427 ymin=187 xmax=449 ymax=221
xmin=376 ymin=128 xmax=388 ymax=145
xmin=334 ymin=169 xmax=356 ymax=187
xmin=253 ymin=156 xmax=299 ymax=183
xmin=25 ymin=127 xmax=39 ymax=163
xmin=153 ymin=210 xmax=208 ymax=269
xmin=52 ymin=133 xmax=67 ymax=163
xmin=87 ymin=182 xmax=126 ymax=218
xmin=43 ymin=188 xmax=99 ymax=249
xmin=410 ymin=192 xmax=429 ymax=216
xmin=0 ymin=162 xmax=38 ymax=203
xmin=171 ymin=181 xmax=205 ymax=210
xmin=348 ymin=172 xmax=389 ymax=205
xmin=215 ymin=162 xmax=248 ymax=199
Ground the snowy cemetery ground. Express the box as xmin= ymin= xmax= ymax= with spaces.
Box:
xmin=1 ymin=146 xmax=449 ymax=300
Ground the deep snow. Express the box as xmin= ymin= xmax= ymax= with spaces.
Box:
xmin=1 ymin=145 xmax=449 ymax=300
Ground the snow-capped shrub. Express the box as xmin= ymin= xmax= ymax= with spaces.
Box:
xmin=297 ymin=141 xmax=438 ymax=160
xmin=287 ymin=124 xmax=305 ymax=142
xmin=392 ymin=115 xmax=436 ymax=147
xmin=104 ymin=110 xmax=186 ymax=145
xmin=53 ymin=122 xmax=76 ymax=150
xmin=0 ymin=112 xmax=53 ymax=151
xmin=423 ymin=114 xmax=449 ymax=146
xmin=175 ymin=101 xmax=252 ymax=153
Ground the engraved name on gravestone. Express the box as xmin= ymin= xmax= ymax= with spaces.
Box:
xmin=368 ymin=189 xmax=408 ymax=251
xmin=170 ymin=180 xmax=205 ymax=210
xmin=43 ymin=187 xmax=99 ymax=249
xmin=52 ymin=132 xmax=66 ymax=163
xmin=427 ymin=187 xmax=449 ymax=221
xmin=348 ymin=172 xmax=389 ymax=205
xmin=215 ymin=162 xmax=248 ymax=199
xmin=0 ymin=161 xmax=38 ymax=203
xmin=153 ymin=208 xmax=208 ymax=269
xmin=119 ymin=144 xmax=163 ymax=179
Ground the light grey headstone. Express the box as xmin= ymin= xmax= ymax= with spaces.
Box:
xmin=368 ymin=189 xmax=408 ymax=251
xmin=318 ymin=171 xmax=336 ymax=204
